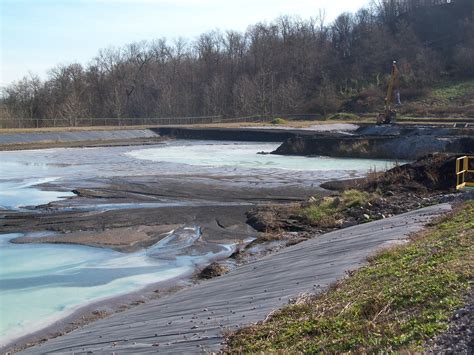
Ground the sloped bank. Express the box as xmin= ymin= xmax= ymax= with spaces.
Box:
xmin=321 ymin=153 xmax=464 ymax=192
xmin=273 ymin=134 xmax=474 ymax=160
xmin=227 ymin=202 xmax=473 ymax=353
xmin=154 ymin=126 xmax=309 ymax=142
xmin=0 ymin=129 xmax=162 ymax=150
xmin=155 ymin=125 xmax=474 ymax=160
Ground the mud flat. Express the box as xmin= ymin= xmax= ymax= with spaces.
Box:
xmin=2 ymin=140 xmax=353 ymax=350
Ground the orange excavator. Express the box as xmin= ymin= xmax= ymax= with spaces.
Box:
xmin=377 ymin=61 xmax=399 ymax=125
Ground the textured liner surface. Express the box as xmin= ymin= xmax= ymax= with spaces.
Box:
xmin=0 ymin=130 xmax=158 ymax=145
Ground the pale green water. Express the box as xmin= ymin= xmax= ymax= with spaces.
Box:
xmin=126 ymin=142 xmax=396 ymax=171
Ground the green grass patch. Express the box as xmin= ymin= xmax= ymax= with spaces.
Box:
xmin=271 ymin=117 xmax=288 ymax=125
xmin=327 ymin=112 xmax=361 ymax=121
xmin=302 ymin=190 xmax=373 ymax=227
xmin=228 ymin=201 xmax=474 ymax=353
xmin=429 ymin=79 xmax=474 ymax=104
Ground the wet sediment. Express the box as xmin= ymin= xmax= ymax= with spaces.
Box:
xmin=1 ymin=173 xmax=324 ymax=252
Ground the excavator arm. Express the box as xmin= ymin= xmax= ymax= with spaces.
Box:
xmin=377 ymin=61 xmax=399 ymax=125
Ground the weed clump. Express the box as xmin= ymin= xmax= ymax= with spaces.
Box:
xmin=270 ymin=117 xmax=287 ymax=125
xmin=327 ymin=112 xmax=361 ymax=121
xmin=302 ymin=190 xmax=373 ymax=227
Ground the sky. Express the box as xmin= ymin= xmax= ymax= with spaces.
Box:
xmin=1 ymin=0 xmax=371 ymax=87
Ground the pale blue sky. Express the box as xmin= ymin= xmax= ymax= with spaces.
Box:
xmin=1 ymin=0 xmax=370 ymax=86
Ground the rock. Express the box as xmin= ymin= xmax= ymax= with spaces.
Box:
xmin=199 ymin=262 xmax=230 ymax=279
xmin=246 ymin=207 xmax=308 ymax=232
xmin=332 ymin=197 xmax=341 ymax=207
xmin=285 ymin=238 xmax=308 ymax=247
xmin=341 ymin=220 xmax=357 ymax=228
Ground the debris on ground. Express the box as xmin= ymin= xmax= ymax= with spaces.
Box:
xmin=199 ymin=262 xmax=230 ymax=279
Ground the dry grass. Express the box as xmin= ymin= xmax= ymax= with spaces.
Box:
xmin=301 ymin=190 xmax=374 ymax=227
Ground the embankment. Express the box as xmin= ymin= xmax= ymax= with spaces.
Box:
xmin=1 ymin=124 xmax=472 ymax=160
xmin=155 ymin=125 xmax=474 ymax=160
xmin=154 ymin=126 xmax=310 ymax=142
xmin=0 ymin=129 xmax=161 ymax=150
xmin=272 ymin=126 xmax=474 ymax=160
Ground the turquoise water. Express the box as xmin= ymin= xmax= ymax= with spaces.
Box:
xmin=0 ymin=228 xmax=236 ymax=346
xmin=0 ymin=178 xmax=74 ymax=209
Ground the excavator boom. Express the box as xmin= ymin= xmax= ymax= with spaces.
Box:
xmin=377 ymin=61 xmax=399 ymax=125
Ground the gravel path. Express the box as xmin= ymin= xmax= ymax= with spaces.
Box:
xmin=18 ymin=204 xmax=451 ymax=354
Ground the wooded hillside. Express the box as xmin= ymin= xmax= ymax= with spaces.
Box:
xmin=2 ymin=0 xmax=473 ymax=122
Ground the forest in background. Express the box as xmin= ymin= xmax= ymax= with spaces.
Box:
xmin=1 ymin=0 xmax=473 ymax=124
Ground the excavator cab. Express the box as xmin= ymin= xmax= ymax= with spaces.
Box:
xmin=376 ymin=99 xmax=397 ymax=125
xmin=377 ymin=61 xmax=399 ymax=125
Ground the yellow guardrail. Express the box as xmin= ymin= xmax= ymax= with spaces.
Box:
xmin=456 ymin=156 xmax=474 ymax=190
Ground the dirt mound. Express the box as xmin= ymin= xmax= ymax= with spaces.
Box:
xmin=199 ymin=262 xmax=230 ymax=279
xmin=246 ymin=204 xmax=309 ymax=232
xmin=371 ymin=154 xmax=457 ymax=191
xmin=322 ymin=154 xmax=462 ymax=192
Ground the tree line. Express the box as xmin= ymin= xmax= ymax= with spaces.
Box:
xmin=1 ymin=0 xmax=473 ymax=124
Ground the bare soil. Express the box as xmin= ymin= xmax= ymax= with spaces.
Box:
xmin=322 ymin=153 xmax=469 ymax=192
